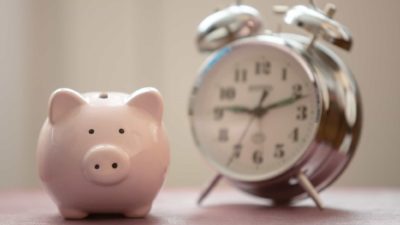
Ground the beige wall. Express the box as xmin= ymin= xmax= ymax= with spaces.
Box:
xmin=0 ymin=0 xmax=399 ymax=189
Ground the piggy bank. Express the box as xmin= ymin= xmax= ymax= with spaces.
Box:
xmin=37 ymin=88 xmax=170 ymax=219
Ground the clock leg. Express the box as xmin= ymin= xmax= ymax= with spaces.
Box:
xmin=297 ymin=172 xmax=324 ymax=210
xmin=197 ymin=173 xmax=223 ymax=206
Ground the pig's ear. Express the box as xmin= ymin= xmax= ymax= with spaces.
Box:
xmin=126 ymin=87 xmax=163 ymax=123
xmin=49 ymin=88 xmax=87 ymax=125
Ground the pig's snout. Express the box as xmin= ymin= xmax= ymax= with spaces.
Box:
xmin=82 ymin=145 xmax=130 ymax=185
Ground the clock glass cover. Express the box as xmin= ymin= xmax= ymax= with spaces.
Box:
xmin=189 ymin=38 xmax=322 ymax=182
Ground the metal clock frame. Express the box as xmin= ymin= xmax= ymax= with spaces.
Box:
xmin=189 ymin=2 xmax=362 ymax=209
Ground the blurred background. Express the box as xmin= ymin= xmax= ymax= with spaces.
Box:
xmin=0 ymin=0 xmax=399 ymax=189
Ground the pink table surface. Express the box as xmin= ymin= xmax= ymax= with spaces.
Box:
xmin=0 ymin=187 xmax=399 ymax=225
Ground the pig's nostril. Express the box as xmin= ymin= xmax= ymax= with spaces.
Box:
xmin=112 ymin=163 xmax=118 ymax=169
xmin=94 ymin=164 xmax=100 ymax=170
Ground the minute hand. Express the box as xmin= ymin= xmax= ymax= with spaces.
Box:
xmin=257 ymin=95 xmax=308 ymax=117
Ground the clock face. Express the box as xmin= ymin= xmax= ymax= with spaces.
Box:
xmin=189 ymin=37 xmax=321 ymax=182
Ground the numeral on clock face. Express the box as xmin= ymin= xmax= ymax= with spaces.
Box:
xmin=282 ymin=68 xmax=287 ymax=81
xmin=235 ymin=68 xmax=247 ymax=83
xmin=290 ymin=127 xmax=299 ymax=142
xmin=274 ymin=143 xmax=285 ymax=158
xmin=292 ymin=84 xmax=302 ymax=97
xmin=296 ymin=105 xmax=308 ymax=120
xmin=255 ymin=60 xmax=271 ymax=75
xmin=220 ymin=87 xmax=236 ymax=100
xmin=253 ymin=150 xmax=263 ymax=165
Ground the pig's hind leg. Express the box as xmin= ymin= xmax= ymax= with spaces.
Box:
xmin=58 ymin=207 xmax=88 ymax=219
xmin=124 ymin=204 xmax=152 ymax=218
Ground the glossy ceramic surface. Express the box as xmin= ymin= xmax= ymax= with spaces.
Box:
xmin=37 ymin=88 xmax=170 ymax=219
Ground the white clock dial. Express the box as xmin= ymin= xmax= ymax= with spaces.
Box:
xmin=190 ymin=39 xmax=321 ymax=182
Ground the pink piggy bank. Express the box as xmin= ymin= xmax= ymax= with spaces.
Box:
xmin=37 ymin=88 xmax=169 ymax=219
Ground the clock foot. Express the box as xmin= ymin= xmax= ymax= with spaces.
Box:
xmin=197 ymin=173 xmax=223 ymax=206
xmin=297 ymin=172 xmax=324 ymax=210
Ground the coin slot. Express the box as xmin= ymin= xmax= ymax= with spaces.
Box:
xmin=99 ymin=93 xmax=108 ymax=99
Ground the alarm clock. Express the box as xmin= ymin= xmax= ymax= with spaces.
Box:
xmin=188 ymin=1 xmax=361 ymax=209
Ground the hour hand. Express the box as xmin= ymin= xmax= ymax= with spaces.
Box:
xmin=217 ymin=105 xmax=253 ymax=114
xmin=216 ymin=90 xmax=269 ymax=116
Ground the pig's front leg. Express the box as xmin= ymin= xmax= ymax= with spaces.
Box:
xmin=124 ymin=204 xmax=152 ymax=218
xmin=58 ymin=207 xmax=88 ymax=219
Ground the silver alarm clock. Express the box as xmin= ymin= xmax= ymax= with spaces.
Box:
xmin=189 ymin=1 xmax=361 ymax=209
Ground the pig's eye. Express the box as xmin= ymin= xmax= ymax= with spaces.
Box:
xmin=118 ymin=128 xmax=125 ymax=134
xmin=88 ymin=129 xmax=95 ymax=134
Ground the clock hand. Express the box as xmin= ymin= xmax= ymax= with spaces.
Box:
xmin=226 ymin=90 xmax=268 ymax=166
xmin=257 ymin=89 xmax=269 ymax=107
xmin=219 ymin=106 xmax=253 ymax=114
xmin=226 ymin=116 xmax=255 ymax=166
xmin=255 ymin=94 xmax=308 ymax=117
xmin=220 ymin=90 xmax=269 ymax=115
